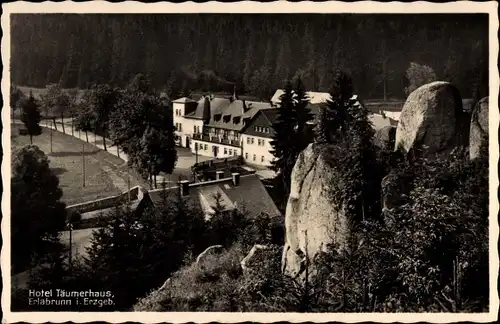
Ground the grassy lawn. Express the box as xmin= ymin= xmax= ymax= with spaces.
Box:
xmin=11 ymin=124 xmax=145 ymax=206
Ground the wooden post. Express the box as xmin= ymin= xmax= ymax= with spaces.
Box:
xmin=66 ymin=222 xmax=73 ymax=272
xmin=82 ymin=143 xmax=86 ymax=187
xmin=50 ymin=127 xmax=53 ymax=153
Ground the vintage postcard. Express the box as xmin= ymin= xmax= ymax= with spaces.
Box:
xmin=1 ymin=1 xmax=499 ymax=323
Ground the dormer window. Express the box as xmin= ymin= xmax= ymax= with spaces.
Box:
xmin=214 ymin=114 xmax=222 ymax=122
xmin=223 ymin=115 xmax=231 ymax=123
xmin=233 ymin=116 xmax=241 ymax=124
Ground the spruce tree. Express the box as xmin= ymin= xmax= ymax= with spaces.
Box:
xmin=293 ymin=77 xmax=315 ymax=152
xmin=19 ymin=91 xmax=42 ymax=144
xmin=270 ymin=81 xmax=298 ymax=196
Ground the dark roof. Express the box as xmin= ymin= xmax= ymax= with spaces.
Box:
xmin=184 ymin=97 xmax=230 ymax=120
xmin=243 ymin=108 xmax=280 ymax=138
xmin=184 ymin=96 xmax=274 ymax=131
xmin=147 ymin=174 xmax=281 ymax=220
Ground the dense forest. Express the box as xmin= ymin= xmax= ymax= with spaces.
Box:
xmin=11 ymin=14 xmax=488 ymax=100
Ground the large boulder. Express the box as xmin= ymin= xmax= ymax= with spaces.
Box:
xmin=395 ymin=81 xmax=469 ymax=155
xmin=469 ymin=97 xmax=489 ymax=160
xmin=374 ymin=125 xmax=396 ymax=150
xmin=196 ymin=245 xmax=224 ymax=269
xmin=282 ymin=144 xmax=351 ymax=278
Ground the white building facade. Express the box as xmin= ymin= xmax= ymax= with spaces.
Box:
xmin=172 ymin=97 xmax=205 ymax=148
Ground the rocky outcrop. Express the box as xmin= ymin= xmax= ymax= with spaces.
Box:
xmin=282 ymin=144 xmax=351 ymax=278
xmin=469 ymin=97 xmax=489 ymax=160
xmin=395 ymin=81 xmax=469 ymax=155
xmin=196 ymin=245 xmax=224 ymax=269
xmin=374 ymin=125 xmax=396 ymax=150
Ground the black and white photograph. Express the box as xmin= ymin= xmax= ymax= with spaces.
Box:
xmin=2 ymin=1 xmax=499 ymax=322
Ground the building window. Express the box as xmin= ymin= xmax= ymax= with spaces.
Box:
xmin=261 ymin=156 xmax=264 ymax=162
xmin=224 ymin=148 xmax=228 ymax=155
xmin=246 ymin=137 xmax=250 ymax=144
xmin=251 ymin=138 xmax=255 ymax=144
xmin=178 ymin=123 xmax=182 ymax=132
xmin=228 ymin=149 xmax=232 ymax=155
xmin=253 ymin=154 xmax=256 ymax=161
xmin=204 ymin=144 xmax=208 ymax=150
xmin=245 ymin=153 xmax=248 ymax=159
xmin=193 ymin=125 xmax=197 ymax=133
xmin=233 ymin=150 xmax=237 ymax=156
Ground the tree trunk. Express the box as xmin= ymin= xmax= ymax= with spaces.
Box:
xmin=154 ymin=174 xmax=157 ymax=189
xmin=61 ymin=112 xmax=65 ymax=134
xmin=103 ymin=128 xmax=107 ymax=151
xmin=29 ymin=134 xmax=33 ymax=144
xmin=85 ymin=131 xmax=89 ymax=143
xmin=52 ymin=117 xmax=58 ymax=131
xmin=71 ymin=117 xmax=74 ymax=136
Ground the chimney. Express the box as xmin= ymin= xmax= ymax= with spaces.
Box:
xmin=232 ymin=173 xmax=240 ymax=186
xmin=202 ymin=96 xmax=211 ymax=125
xmin=216 ymin=170 xmax=224 ymax=180
xmin=179 ymin=180 xmax=190 ymax=197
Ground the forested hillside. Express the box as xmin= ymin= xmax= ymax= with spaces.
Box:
xmin=11 ymin=14 xmax=488 ymax=99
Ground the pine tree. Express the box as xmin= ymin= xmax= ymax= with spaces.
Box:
xmin=314 ymin=106 xmax=329 ymax=144
xmin=270 ymin=81 xmax=298 ymax=196
xmin=321 ymin=69 xmax=354 ymax=144
xmin=292 ymin=77 xmax=314 ymax=152
xmin=19 ymin=91 xmax=42 ymax=144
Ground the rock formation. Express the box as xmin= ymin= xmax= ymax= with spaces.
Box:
xmin=374 ymin=125 xmax=396 ymax=151
xmin=282 ymin=143 xmax=350 ymax=278
xmin=196 ymin=245 xmax=224 ymax=269
xmin=469 ymin=97 xmax=489 ymax=160
xmin=395 ymin=81 xmax=469 ymax=155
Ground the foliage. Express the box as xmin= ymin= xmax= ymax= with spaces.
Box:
xmin=11 ymin=15 xmax=488 ymax=99
xmin=40 ymin=84 xmax=71 ymax=133
xmin=85 ymin=84 xmax=120 ymax=150
xmin=10 ymin=84 xmax=25 ymax=112
xmin=11 ymin=145 xmax=66 ymax=274
xmin=19 ymin=91 xmax=42 ymax=143
xmin=317 ymin=70 xmax=380 ymax=222
xmin=109 ymin=75 xmax=177 ymax=187
xmin=269 ymin=81 xmax=299 ymax=196
xmin=292 ymin=77 xmax=315 ymax=152
xmin=73 ymin=89 xmax=96 ymax=130
xmin=349 ymin=149 xmax=489 ymax=312
xmin=404 ymin=62 xmax=438 ymax=96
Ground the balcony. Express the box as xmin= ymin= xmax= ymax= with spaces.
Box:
xmin=192 ymin=133 xmax=241 ymax=147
